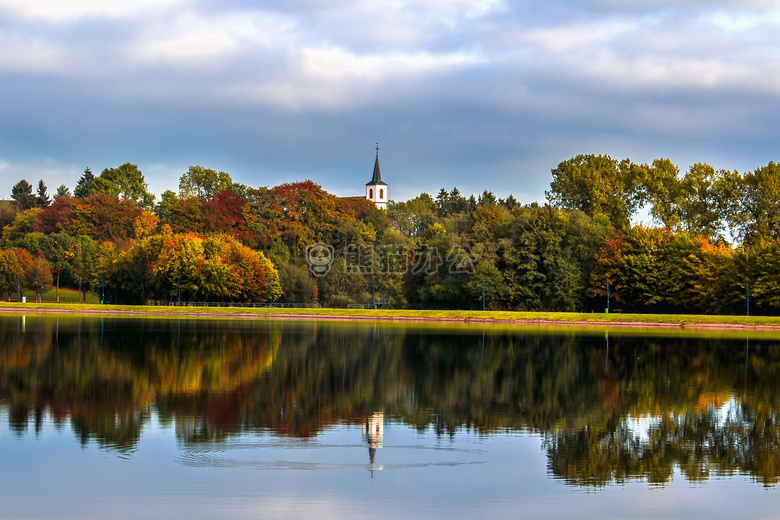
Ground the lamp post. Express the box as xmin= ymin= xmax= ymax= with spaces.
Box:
xmin=477 ymin=274 xmax=485 ymax=311
xmin=370 ymin=274 xmax=375 ymax=309
xmin=743 ymin=278 xmax=750 ymax=316
xmin=602 ymin=277 xmax=610 ymax=313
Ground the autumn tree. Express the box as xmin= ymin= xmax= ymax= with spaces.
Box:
xmin=164 ymin=196 xmax=205 ymax=235
xmin=0 ymin=249 xmax=21 ymax=300
xmin=0 ymin=200 xmax=18 ymax=231
xmin=68 ymin=194 xmax=147 ymax=241
xmin=28 ymin=254 xmax=53 ymax=302
xmin=1 ymin=208 xmax=42 ymax=244
xmin=30 ymin=196 xmax=75 ymax=234
xmin=0 ymin=249 xmax=36 ymax=300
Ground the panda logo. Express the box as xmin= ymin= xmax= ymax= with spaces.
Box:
xmin=306 ymin=243 xmax=335 ymax=277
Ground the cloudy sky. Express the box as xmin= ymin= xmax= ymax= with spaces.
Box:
xmin=1 ymin=0 xmax=779 ymax=203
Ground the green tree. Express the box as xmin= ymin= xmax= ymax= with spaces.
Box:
xmin=435 ymin=188 xmax=450 ymax=217
xmin=93 ymin=163 xmax=155 ymax=209
xmin=448 ymin=187 xmax=469 ymax=214
xmin=510 ymin=205 xmax=583 ymax=311
xmin=155 ymin=189 xmax=179 ymax=220
xmin=39 ymin=233 xmax=76 ymax=303
xmin=277 ymin=264 xmax=318 ymax=303
xmin=387 ymin=193 xmax=437 ymax=238
xmin=71 ymin=236 xmax=99 ymax=303
xmin=11 ymin=180 xmax=37 ymax=210
xmin=178 ymin=166 xmax=233 ymax=199
xmin=546 ymin=154 xmax=644 ymax=229
xmin=677 ymin=163 xmax=728 ymax=238
xmin=725 ymin=162 xmax=780 ymax=246
xmin=36 ymin=180 xmax=51 ymax=208
xmin=74 ymin=167 xmax=96 ymax=198
xmin=644 ymin=158 xmax=682 ymax=229
xmin=54 ymin=184 xmax=72 ymax=200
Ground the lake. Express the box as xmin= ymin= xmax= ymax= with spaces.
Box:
xmin=1 ymin=315 xmax=778 ymax=519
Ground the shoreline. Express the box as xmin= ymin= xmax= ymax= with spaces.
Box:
xmin=0 ymin=305 xmax=778 ymax=331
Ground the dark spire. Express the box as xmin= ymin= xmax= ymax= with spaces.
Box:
xmin=367 ymin=143 xmax=387 ymax=186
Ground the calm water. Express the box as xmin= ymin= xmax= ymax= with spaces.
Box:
xmin=1 ymin=315 xmax=779 ymax=519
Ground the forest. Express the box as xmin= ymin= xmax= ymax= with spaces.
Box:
xmin=1 ymin=154 xmax=779 ymax=314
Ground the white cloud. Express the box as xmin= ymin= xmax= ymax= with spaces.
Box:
xmin=521 ymin=18 xmax=638 ymax=53
xmin=220 ymin=45 xmax=484 ymax=111
xmin=0 ymin=34 xmax=64 ymax=73
xmin=0 ymin=0 xmax=189 ymax=23
xmin=129 ymin=10 xmax=299 ymax=67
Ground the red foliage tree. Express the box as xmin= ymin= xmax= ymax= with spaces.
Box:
xmin=30 ymin=196 xmax=75 ymax=234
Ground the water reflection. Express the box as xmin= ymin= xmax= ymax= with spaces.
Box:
xmin=1 ymin=315 xmax=780 ymax=487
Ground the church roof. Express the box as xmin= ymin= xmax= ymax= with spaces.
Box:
xmin=366 ymin=151 xmax=387 ymax=186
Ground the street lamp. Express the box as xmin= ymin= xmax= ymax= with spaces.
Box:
xmin=602 ymin=277 xmax=610 ymax=313
xmin=743 ymin=278 xmax=750 ymax=316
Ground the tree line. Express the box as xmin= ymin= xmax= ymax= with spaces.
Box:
xmin=1 ymin=155 xmax=778 ymax=313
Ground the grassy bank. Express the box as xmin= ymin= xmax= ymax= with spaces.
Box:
xmin=5 ymin=287 xmax=100 ymax=304
xmin=0 ymin=301 xmax=777 ymax=329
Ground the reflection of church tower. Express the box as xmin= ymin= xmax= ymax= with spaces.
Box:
xmin=362 ymin=412 xmax=384 ymax=467
xmin=366 ymin=144 xmax=388 ymax=209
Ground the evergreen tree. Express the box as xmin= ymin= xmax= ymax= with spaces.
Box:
xmin=54 ymin=184 xmax=72 ymax=199
xmin=36 ymin=180 xmax=51 ymax=208
xmin=11 ymin=180 xmax=37 ymax=210
xmin=74 ymin=167 xmax=96 ymax=198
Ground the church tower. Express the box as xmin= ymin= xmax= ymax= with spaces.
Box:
xmin=366 ymin=144 xmax=388 ymax=209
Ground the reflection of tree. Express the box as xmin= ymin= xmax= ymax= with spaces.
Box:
xmin=0 ymin=316 xmax=277 ymax=451
xmin=545 ymin=402 xmax=780 ymax=487
xmin=2 ymin=317 xmax=780 ymax=487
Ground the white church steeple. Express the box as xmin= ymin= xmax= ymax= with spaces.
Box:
xmin=366 ymin=144 xmax=387 ymax=209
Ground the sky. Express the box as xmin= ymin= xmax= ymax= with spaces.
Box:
xmin=1 ymin=0 xmax=779 ymax=204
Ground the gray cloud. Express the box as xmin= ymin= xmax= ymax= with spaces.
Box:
xmin=1 ymin=0 xmax=778 ymax=202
